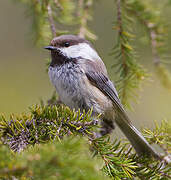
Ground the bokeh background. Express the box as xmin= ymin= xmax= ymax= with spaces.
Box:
xmin=0 ymin=0 xmax=171 ymax=130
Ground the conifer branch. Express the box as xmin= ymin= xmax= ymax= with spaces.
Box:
xmin=113 ymin=0 xmax=147 ymax=109
xmin=126 ymin=3 xmax=161 ymax=67
xmin=116 ymin=0 xmax=128 ymax=86
xmin=115 ymin=0 xmax=128 ymax=103
xmin=1 ymin=1 xmax=171 ymax=179
xmin=0 ymin=138 xmax=108 ymax=180
xmin=1 ymin=108 xmax=170 ymax=179
xmin=126 ymin=0 xmax=171 ymax=90
xmin=0 ymin=105 xmax=98 ymax=152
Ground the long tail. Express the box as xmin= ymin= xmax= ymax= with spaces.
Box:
xmin=115 ymin=110 xmax=161 ymax=159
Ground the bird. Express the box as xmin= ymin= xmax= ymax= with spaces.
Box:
xmin=44 ymin=34 xmax=160 ymax=159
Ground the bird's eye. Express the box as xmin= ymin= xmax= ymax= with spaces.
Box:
xmin=64 ymin=42 xmax=70 ymax=47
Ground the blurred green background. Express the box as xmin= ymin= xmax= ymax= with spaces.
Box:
xmin=0 ymin=0 xmax=171 ymax=130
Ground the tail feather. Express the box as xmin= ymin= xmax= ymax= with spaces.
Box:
xmin=115 ymin=111 xmax=161 ymax=159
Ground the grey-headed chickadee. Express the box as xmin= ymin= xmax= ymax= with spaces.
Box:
xmin=45 ymin=35 xmax=159 ymax=158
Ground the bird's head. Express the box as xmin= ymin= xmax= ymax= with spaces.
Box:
xmin=44 ymin=35 xmax=100 ymax=65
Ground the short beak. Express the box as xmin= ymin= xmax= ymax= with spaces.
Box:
xmin=44 ymin=46 xmax=57 ymax=51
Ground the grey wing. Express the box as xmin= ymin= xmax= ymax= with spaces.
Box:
xmin=79 ymin=58 xmax=127 ymax=119
xmin=85 ymin=71 xmax=129 ymax=120
xmin=85 ymin=72 xmax=119 ymax=104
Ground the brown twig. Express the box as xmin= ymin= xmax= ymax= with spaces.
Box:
xmin=116 ymin=0 xmax=123 ymax=35
xmin=54 ymin=0 xmax=63 ymax=10
xmin=127 ymin=9 xmax=161 ymax=66
xmin=47 ymin=3 xmax=56 ymax=37
xmin=147 ymin=23 xmax=160 ymax=66
xmin=77 ymin=0 xmax=84 ymax=17
xmin=78 ymin=0 xmax=87 ymax=38
xmin=78 ymin=0 xmax=92 ymax=38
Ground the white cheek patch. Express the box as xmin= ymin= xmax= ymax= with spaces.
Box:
xmin=60 ymin=43 xmax=101 ymax=61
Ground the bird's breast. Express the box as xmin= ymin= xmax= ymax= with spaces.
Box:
xmin=48 ymin=63 xmax=113 ymax=116
xmin=48 ymin=63 xmax=86 ymax=109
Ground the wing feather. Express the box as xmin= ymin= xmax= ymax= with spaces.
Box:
xmin=85 ymin=71 xmax=130 ymax=120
